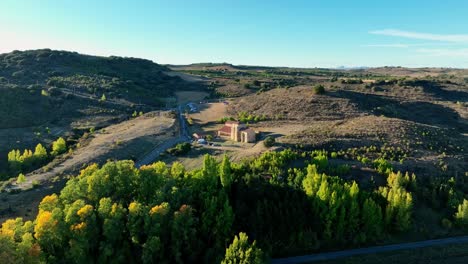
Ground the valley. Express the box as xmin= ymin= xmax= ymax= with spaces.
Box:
xmin=0 ymin=50 xmax=467 ymax=263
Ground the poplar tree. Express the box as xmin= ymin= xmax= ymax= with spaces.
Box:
xmin=222 ymin=232 xmax=264 ymax=264
xmin=220 ymin=155 xmax=232 ymax=188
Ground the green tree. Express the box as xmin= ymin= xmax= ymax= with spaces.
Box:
xmin=51 ymin=137 xmax=67 ymax=156
xmin=142 ymin=202 xmax=170 ymax=263
xmin=220 ymin=155 xmax=232 ymax=188
xmin=222 ymin=232 xmax=264 ymax=264
xmin=302 ymin=165 xmax=322 ymax=197
xmin=171 ymin=205 xmax=197 ymax=263
xmin=379 ymin=186 xmax=413 ymax=232
xmin=455 ymin=199 xmax=468 ymax=226
xmin=170 ymin=162 xmax=186 ymax=179
xmin=34 ymin=195 xmax=65 ymax=258
xmin=97 ymin=198 xmax=128 ymax=262
xmin=362 ymin=198 xmax=383 ymax=241
xmin=347 ymin=181 xmax=360 ymax=241
xmin=33 ymin=143 xmax=48 ymax=164
xmin=8 ymin=149 xmax=22 ymax=173
xmin=16 ymin=173 xmax=26 ymax=184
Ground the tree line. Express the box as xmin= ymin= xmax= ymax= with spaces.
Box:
xmin=0 ymin=149 xmax=466 ymax=263
xmin=4 ymin=137 xmax=67 ymax=180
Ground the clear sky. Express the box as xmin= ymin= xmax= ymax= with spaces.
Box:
xmin=1 ymin=0 xmax=468 ymax=68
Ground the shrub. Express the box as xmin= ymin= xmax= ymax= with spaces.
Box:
xmin=263 ymin=136 xmax=275 ymax=148
xmin=361 ymin=157 xmax=371 ymax=164
xmin=17 ymin=173 xmax=26 ymax=184
xmin=312 ymin=154 xmax=328 ymax=170
xmin=313 ymin=85 xmax=325 ymax=94
xmin=373 ymin=158 xmax=392 ymax=174
xmin=219 ymin=117 xmax=234 ymax=123
xmin=167 ymin=142 xmax=191 ymax=156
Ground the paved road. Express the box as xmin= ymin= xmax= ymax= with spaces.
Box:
xmin=271 ymin=236 xmax=468 ymax=264
xmin=178 ymin=105 xmax=190 ymax=138
xmin=135 ymin=105 xmax=190 ymax=168
xmin=135 ymin=137 xmax=185 ymax=167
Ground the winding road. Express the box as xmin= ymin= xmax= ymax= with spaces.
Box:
xmin=271 ymin=235 xmax=468 ymax=263
xmin=135 ymin=105 xmax=190 ymax=168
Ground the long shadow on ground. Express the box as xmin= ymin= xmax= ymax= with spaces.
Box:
xmin=328 ymin=90 xmax=468 ymax=133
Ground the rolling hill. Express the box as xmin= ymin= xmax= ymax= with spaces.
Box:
xmin=0 ymin=49 xmax=205 ymax=173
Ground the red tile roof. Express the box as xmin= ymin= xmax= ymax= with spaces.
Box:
xmin=218 ymin=125 xmax=231 ymax=134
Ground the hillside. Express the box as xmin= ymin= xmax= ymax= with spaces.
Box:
xmin=0 ymin=50 xmax=205 ymax=172
xmin=177 ymin=64 xmax=467 ymax=180
xmin=1 ymin=58 xmax=468 ymax=263
xmin=0 ymin=49 xmax=202 ymax=127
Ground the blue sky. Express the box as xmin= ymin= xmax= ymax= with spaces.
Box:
xmin=1 ymin=0 xmax=468 ymax=68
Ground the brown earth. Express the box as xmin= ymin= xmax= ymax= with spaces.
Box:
xmin=0 ymin=111 xmax=178 ymax=222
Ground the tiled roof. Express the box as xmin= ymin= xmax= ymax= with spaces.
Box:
xmin=218 ymin=126 xmax=231 ymax=134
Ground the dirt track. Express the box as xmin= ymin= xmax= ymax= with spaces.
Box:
xmin=13 ymin=112 xmax=177 ymax=190
xmin=0 ymin=111 xmax=178 ymax=222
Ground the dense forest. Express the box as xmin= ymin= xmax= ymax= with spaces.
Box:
xmin=2 ymin=149 xmax=466 ymax=263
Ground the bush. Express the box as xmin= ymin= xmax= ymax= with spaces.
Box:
xmin=313 ymin=85 xmax=325 ymax=94
xmin=17 ymin=173 xmax=26 ymax=184
xmin=361 ymin=157 xmax=371 ymax=164
xmin=263 ymin=136 xmax=275 ymax=148
xmin=167 ymin=142 xmax=191 ymax=156
xmin=373 ymin=158 xmax=392 ymax=174
xmin=51 ymin=137 xmax=67 ymax=156
xmin=219 ymin=116 xmax=234 ymax=123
